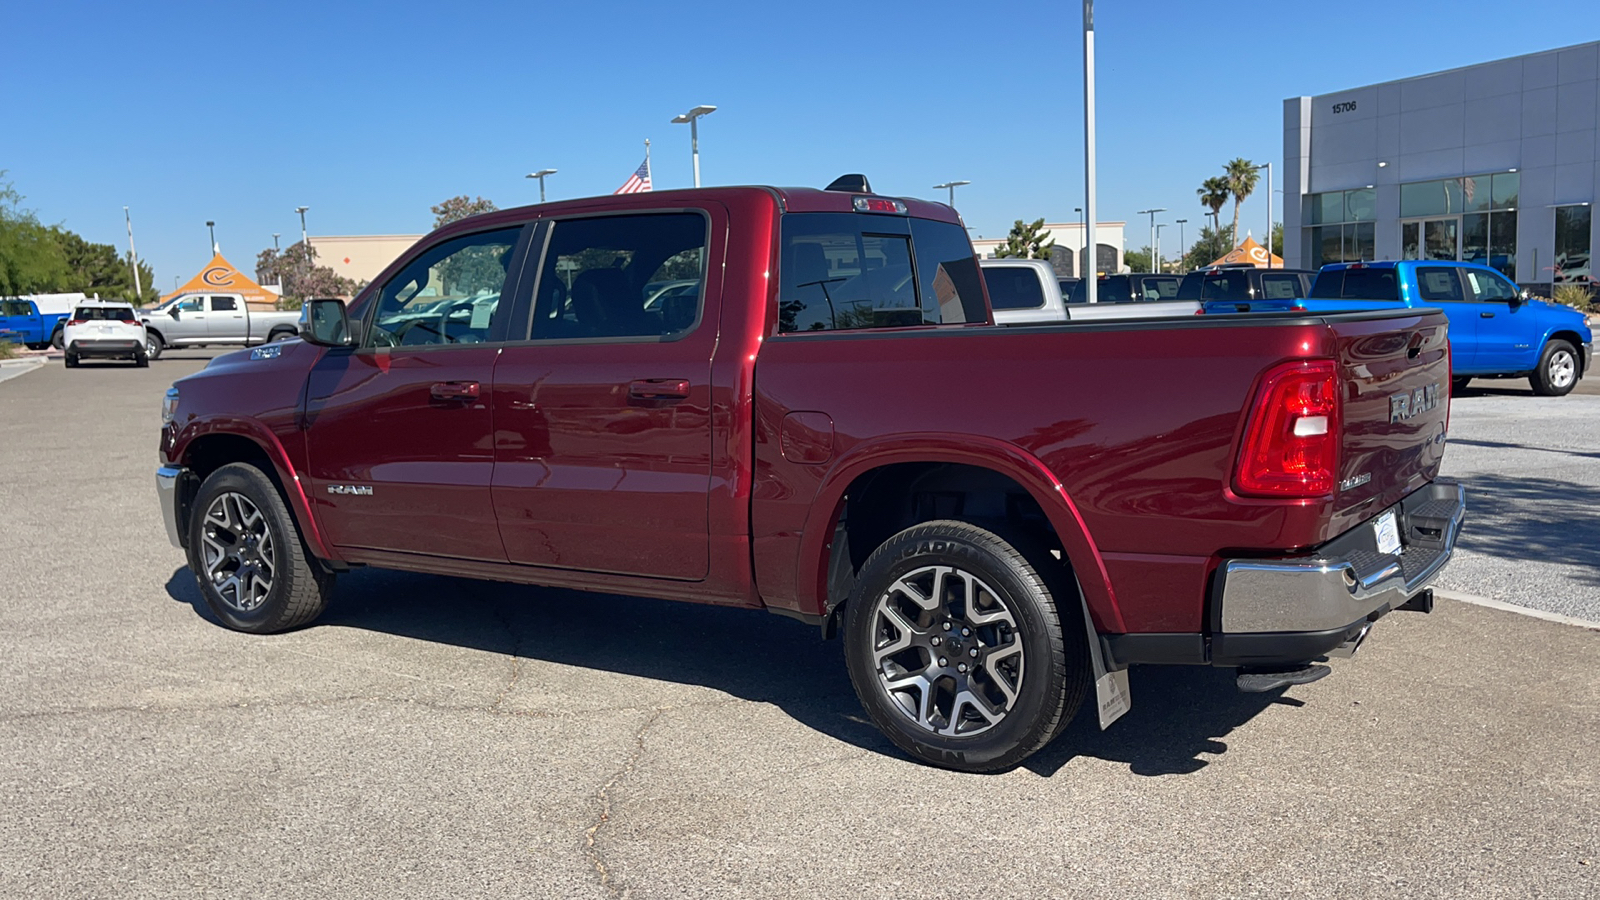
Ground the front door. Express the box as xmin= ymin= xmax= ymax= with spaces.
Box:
xmin=1403 ymin=218 xmax=1460 ymax=261
xmin=169 ymin=295 xmax=207 ymax=343
xmin=304 ymin=224 xmax=530 ymax=562
xmin=0 ymin=300 xmax=42 ymax=344
xmin=490 ymin=209 xmax=722 ymax=580
xmin=207 ymin=295 xmax=246 ymax=341
xmin=1461 ymin=267 xmax=1530 ymax=371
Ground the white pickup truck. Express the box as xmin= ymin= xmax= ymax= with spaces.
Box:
xmin=141 ymin=293 xmax=301 ymax=360
xmin=980 ymin=259 xmax=1199 ymax=324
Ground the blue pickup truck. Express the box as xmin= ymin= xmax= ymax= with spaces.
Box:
xmin=0 ymin=298 xmax=69 ymax=350
xmin=1207 ymin=260 xmax=1593 ymax=396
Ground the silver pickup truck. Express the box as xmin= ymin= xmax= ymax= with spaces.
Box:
xmin=980 ymin=258 xmax=1200 ymax=324
xmin=141 ymin=293 xmax=301 ymax=360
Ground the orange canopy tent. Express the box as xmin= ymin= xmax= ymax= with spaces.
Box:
xmin=1208 ymin=235 xmax=1284 ymax=268
xmin=161 ymin=253 xmax=281 ymax=308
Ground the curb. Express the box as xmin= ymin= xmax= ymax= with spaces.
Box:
xmin=1433 ymin=589 xmax=1600 ymax=630
xmin=0 ymin=356 xmax=46 ymax=385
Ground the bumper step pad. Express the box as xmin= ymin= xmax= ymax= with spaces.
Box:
xmin=1236 ymin=664 xmax=1331 ymax=693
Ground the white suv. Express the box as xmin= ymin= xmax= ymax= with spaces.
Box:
xmin=63 ymin=301 xmax=148 ymax=368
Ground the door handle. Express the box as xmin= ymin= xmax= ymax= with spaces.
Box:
xmin=430 ymin=380 xmax=481 ymax=401
xmin=1480 ymin=311 xmax=1495 ymax=318
xmin=628 ymin=378 xmax=690 ymax=400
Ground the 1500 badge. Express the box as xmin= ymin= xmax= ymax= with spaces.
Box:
xmin=1390 ymin=383 xmax=1441 ymax=423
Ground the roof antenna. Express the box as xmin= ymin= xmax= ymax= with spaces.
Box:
xmin=825 ymin=174 xmax=872 ymax=193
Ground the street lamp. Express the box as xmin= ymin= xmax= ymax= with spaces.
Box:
xmin=272 ymin=233 xmax=282 ymax=290
xmin=1155 ymin=223 xmax=1167 ymax=273
xmin=1136 ymin=208 xmax=1166 ymax=273
xmin=932 ymin=180 xmax=971 ymax=207
xmin=206 ymin=220 xmax=216 ymax=255
xmin=1175 ymin=219 xmax=1187 ymax=269
xmin=1082 ymin=0 xmax=1099 ymax=298
xmin=123 ymin=207 xmax=142 ymax=302
xmin=295 ymin=206 xmax=310 ymax=294
xmin=1255 ymin=162 xmax=1273 ymax=267
xmin=526 ymin=168 xmax=557 ymax=203
xmin=670 ymin=104 xmax=717 ymax=188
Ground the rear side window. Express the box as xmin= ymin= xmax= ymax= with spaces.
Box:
xmin=981 ymin=267 xmax=1047 ymax=310
xmin=529 ymin=214 xmax=706 ymax=340
xmin=212 ymin=295 xmax=238 ymax=311
xmin=73 ymin=306 xmax=136 ymax=322
xmin=1260 ymin=273 xmax=1302 ymax=300
xmin=1415 ymin=267 xmax=1463 ymax=302
xmin=778 ymin=213 xmax=983 ymax=333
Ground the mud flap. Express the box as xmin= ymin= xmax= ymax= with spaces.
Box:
xmin=1080 ymin=591 xmax=1130 ymax=729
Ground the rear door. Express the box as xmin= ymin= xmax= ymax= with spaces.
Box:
xmin=490 ymin=208 xmax=724 ymax=580
xmin=1460 ymin=267 xmax=1529 ymax=371
xmin=207 ymin=295 xmax=247 ymax=341
xmin=1412 ymin=266 xmax=1477 ymax=369
xmin=304 ymin=223 xmax=530 ymax=562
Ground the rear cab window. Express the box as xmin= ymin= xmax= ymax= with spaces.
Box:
xmin=1140 ymin=277 xmax=1179 ymax=301
xmin=1259 ymin=273 xmax=1303 ymax=300
xmin=981 ymin=267 xmax=1047 ymax=310
xmin=778 ymin=213 xmax=984 ymax=333
xmin=1310 ymin=268 xmax=1400 ymax=301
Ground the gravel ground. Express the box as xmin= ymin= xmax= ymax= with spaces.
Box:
xmin=1 ymin=350 xmax=1596 ymax=900
xmin=1434 ymin=388 xmax=1600 ymax=621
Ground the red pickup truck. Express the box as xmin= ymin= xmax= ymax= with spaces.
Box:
xmin=156 ymin=179 xmax=1464 ymax=771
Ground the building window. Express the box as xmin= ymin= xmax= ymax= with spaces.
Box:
xmin=1397 ymin=172 xmax=1518 ymax=280
xmin=1554 ymin=205 xmax=1593 ymax=284
xmin=1304 ymin=188 xmax=1375 ymax=268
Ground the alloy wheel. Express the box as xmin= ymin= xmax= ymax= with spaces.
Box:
xmin=200 ymin=491 xmax=276 ymax=613
xmin=870 ymin=565 xmax=1025 ymax=737
xmin=1549 ymin=350 xmax=1576 ymax=389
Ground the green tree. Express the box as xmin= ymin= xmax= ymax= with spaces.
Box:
xmin=993 ymin=218 xmax=1055 ymax=259
xmin=431 ymin=195 xmax=499 ymax=229
xmin=51 ymin=229 xmax=158 ymax=304
xmin=256 ymin=241 xmax=356 ymax=307
xmin=1196 ymin=176 xmax=1230 ymax=240
xmin=1123 ymin=246 xmax=1151 ymax=273
xmin=1225 ymin=158 xmax=1261 ymax=245
xmin=1271 ymin=222 xmax=1283 ymax=258
xmin=0 ymin=174 xmax=70 ymax=296
xmin=1181 ymin=224 xmax=1236 ymax=271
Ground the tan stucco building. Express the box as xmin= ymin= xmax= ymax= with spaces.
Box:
xmin=307 ymin=235 xmax=424 ymax=286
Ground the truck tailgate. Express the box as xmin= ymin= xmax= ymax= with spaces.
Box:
xmin=1326 ymin=309 xmax=1450 ymax=538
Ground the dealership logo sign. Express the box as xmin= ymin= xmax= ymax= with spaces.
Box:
xmin=201 ymin=266 xmax=238 ymax=287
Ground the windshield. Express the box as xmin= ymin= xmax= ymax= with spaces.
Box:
xmin=981 ymin=267 xmax=1047 ymax=310
xmin=73 ymin=307 xmax=136 ymax=322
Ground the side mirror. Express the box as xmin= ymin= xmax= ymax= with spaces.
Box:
xmin=300 ymin=298 xmax=353 ymax=347
xmin=168 ymin=306 xmax=180 ymax=319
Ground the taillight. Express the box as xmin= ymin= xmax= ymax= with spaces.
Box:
xmin=67 ymin=319 xmax=84 ymax=327
xmin=1234 ymin=360 xmax=1340 ymax=498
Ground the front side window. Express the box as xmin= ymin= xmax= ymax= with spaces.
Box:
xmin=1416 ymin=267 xmax=1464 ymax=302
xmin=528 ymin=214 xmax=706 ymax=341
xmin=176 ymin=297 xmax=203 ymax=313
xmin=0 ymin=300 xmax=31 ymax=316
xmin=367 ymin=226 xmax=522 ymax=348
xmin=212 ymin=295 xmax=237 ymax=311
xmin=1464 ymin=269 xmax=1517 ymax=302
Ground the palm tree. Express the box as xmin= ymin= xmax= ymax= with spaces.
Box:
xmin=1197 ymin=176 xmax=1229 ymax=238
xmin=1225 ymin=158 xmax=1261 ymax=246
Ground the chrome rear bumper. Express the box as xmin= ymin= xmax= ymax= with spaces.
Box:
xmin=1217 ymin=480 xmax=1466 ymax=635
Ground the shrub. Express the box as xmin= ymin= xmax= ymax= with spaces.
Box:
xmin=1551 ymin=282 xmax=1597 ymax=313
xmin=0 ymin=339 xmax=19 ymax=360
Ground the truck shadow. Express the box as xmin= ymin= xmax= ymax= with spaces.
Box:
xmin=166 ymin=566 xmax=1299 ymax=777
xmin=1439 ymin=470 xmax=1600 ymax=588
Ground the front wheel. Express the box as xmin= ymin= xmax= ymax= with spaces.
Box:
xmin=187 ymin=463 xmax=333 ymax=634
xmin=145 ymin=332 xmax=164 ymax=360
xmin=1530 ymin=340 xmax=1578 ymax=396
xmin=842 ymin=520 xmax=1089 ymax=772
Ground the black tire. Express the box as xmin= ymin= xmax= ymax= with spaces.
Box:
xmin=50 ymin=327 xmax=64 ymax=350
xmin=842 ymin=519 xmax=1090 ymax=773
xmin=64 ymin=353 xmax=78 ymax=368
xmin=269 ymin=329 xmax=296 ymax=343
xmin=145 ymin=331 xmax=164 ymax=361
xmin=187 ymin=462 xmax=333 ymax=634
xmin=1530 ymin=339 xmax=1578 ymax=396
xmin=134 ymin=351 xmax=149 ymax=368
xmin=1451 ymin=376 xmax=1471 ymax=394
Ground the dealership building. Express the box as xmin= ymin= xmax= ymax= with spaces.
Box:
xmin=1283 ymin=41 xmax=1598 ymax=285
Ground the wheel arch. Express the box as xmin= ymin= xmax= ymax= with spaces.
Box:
xmin=796 ymin=435 xmax=1122 ymax=636
xmin=175 ymin=423 xmax=334 ymax=560
xmin=1546 ymin=329 xmax=1588 ymax=374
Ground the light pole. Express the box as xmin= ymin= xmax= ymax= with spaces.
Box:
xmin=932 ymin=180 xmax=971 ymax=207
xmin=1083 ymin=0 xmax=1099 ymax=298
xmin=123 ymin=206 xmax=142 ymax=303
xmin=206 ymin=220 xmax=216 ymax=255
xmin=1136 ymin=208 xmax=1166 ymax=273
xmin=1255 ymin=162 xmax=1273 ymax=266
xmin=670 ymin=105 xmax=716 ymax=188
xmin=1074 ymin=207 xmax=1084 ymax=277
xmin=272 ymin=233 xmax=283 ymax=290
xmin=295 ymin=206 xmax=310 ymax=295
xmin=526 ymin=168 xmax=557 ymax=203
xmin=1155 ymin=223 xmax=1167 ymax=273
xmin=1175 ymin=218 xmax=1187 ymax=269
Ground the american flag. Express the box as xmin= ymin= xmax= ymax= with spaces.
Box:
xmin=614 ymin=155 xmax=652 ymax=194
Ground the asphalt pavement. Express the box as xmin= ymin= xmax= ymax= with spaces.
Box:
xmin=1 ymin=350 xmax=1595 ymax=899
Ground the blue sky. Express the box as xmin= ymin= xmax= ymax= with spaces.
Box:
xmin=3 ymin=0 xmax=1595 ymax=286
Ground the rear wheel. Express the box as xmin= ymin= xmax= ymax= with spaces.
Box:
xmin=145 ymin=332 xmax=164 ymax=360
xmin=134 ymin=351 xmax=149 ymax=368
xmin=842 ymin=520 xmax=1089 ymax=772
xmin=187 ymin=463 xmax=333 ymax=634
xmin=64 ymin=353 xmax=78 ymax=368
xmin=1451 ymin=376 xmax=1471 ymax=394
xmin=1530 ymin=340 xmax=1578 ymax=396
xmin=50 ymin=328 xmax=64 ymax=350
xmin=269 ymin=329 xmax=296 ymax=342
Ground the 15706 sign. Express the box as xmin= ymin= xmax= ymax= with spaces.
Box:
xmin=1331 ymin=100 xmax=1358 ymax=114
